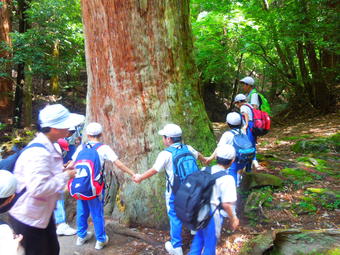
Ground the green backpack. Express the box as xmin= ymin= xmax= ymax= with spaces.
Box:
xmin=249 ymin=88 xmax=272 ymax=116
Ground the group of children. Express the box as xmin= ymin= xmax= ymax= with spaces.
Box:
xmin=0 ymin=76 xmax=261 ymax=255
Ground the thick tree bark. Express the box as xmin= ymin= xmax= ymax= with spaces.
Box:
xmin=81 ymin=0 xmax=215 ymax=228
xmin=0 ymin=0 xmax=13 ymax=122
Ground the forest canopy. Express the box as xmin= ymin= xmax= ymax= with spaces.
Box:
xmin=0 ymin=0 xmax=339 ymax=126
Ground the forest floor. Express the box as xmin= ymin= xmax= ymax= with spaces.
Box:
xmin=58 ymin=111 xmax=340 ymax=255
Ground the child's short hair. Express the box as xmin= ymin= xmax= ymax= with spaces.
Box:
xmin=228 ymin=123 xmax=242 ymax=129
xmin=171 ymin=136 xmax=182 ymax=143
xmin=216 ymin=157 xmax=232 ymax=166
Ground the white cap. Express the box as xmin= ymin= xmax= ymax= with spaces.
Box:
xmin=234 ymin=94 xmax=247 ymax=102
xmin=216 ymin=144 xmax=236 ymax=160
xmin=39 ymin=104 xmax=85 ymax=129
xmin=158 ymin=124 xmax=182 ymax=137
xmin=86 ymin=122 xmax=103 ymax=136
xmin=226 ymin=112 xmax=242 ymax=125
xmin=240 ymin=76 xmax=255 ymax=86
xmin=0 ymin=170 xmax=17 ymax=198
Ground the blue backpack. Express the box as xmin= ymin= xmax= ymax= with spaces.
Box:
xmin=165 ymin=144 xmax=199 ymax=194
xmin=230 ymin=129 xmax=255 ymax=164
xmin=68 ymin=143 xmax=104 ymax=200
xmin=174 ymin=166 xmax=227 ymax=231
xmin=0 ymin=143 xmax=47 ymax=172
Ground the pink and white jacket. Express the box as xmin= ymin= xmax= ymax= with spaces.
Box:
xmin=9 ymin=133 xmax=69 ymax=229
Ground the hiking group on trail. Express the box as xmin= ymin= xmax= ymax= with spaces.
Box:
xmin=0 ymin=76 xmax=271 ymax=255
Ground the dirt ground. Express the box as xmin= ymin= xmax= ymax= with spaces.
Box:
xmin=59 ymin=112 xmax=340 ymax=255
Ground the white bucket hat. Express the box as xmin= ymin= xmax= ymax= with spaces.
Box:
xmin=226 ymin=112 xmax=242 ymax=125
xmin=240 ymin=76 xmax=255 ymax=86
xmin=0 ymin=170 xmax=17 ymax=198
xmin=39 ymin=104 xmax=85 ymax=129
xmin=216 ymin=144 xmax=236 ymax=160
xmin=158 ymin=124 xmax=182 ymax=137
xmin=86 ymin=122 xmax=103 ymax=136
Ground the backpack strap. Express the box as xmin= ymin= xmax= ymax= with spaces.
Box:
xmin=84 ymin=142 xmax=105 ymax=175
xmin=25 ymin=143 xmax=47 ymax=151
xmin=91 ymin=143 xmax=103 ymax=150
xmin=249 ymin=88 xmax=262 ymax=109
xmin=229 ymin=128 xmax=241 ymax=136
xmin=201 ymin=167 xmax=228 ymax=223
xmin=243 ymin=103 xmax=254 ymax=116
xmin=164 ymin=145 xmax=178 ymax=192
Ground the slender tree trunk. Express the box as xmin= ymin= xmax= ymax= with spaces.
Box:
xmin=23 ymin=64 xmax=32 ymax=126
xmin=304 ymin=41 xmax=330 ymax=112
xmin=299 ymin=0 xmax=331 ymax=113
xmin=0 ymin=0 xmax=13 ymax=123
xmin=81 ymin=0 xmax=215 ymax=228
xmin=296 ymin=41 xmax=312 ymax=100
xmin=13 ymin=0 xmax=29 ymax=127
xmin=229 ymin=53 xmax=243 ymax=109
xmin=51 ymin=39 xmax=60 ymax=95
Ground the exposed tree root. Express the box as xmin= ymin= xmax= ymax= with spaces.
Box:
xmin=105 ymin=222 xmax=162 ymax=246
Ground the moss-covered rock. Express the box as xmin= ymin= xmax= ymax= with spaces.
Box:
xmin=239 ymin=231 xmax=274 ymax=255
xmin=244 ymin=188 xmax=274 ymax=221
xmin=241 ymin=172 xmax=283 ymax=191
xmin=240 ymin=229 xmax=340 ymax=255
xmin=281 ymin=168 xmax=314 ymax=183
xmin=291 ymin=133 xmax=340 ymax=153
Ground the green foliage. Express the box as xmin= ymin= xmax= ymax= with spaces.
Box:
xmin=9 ymin=0 xmax=85 ymax=83
xmin=281 ymin=168 xmax=314 ymax=183
xmin=0 ymin=123 xmax=6 ymax=131
xmin=292 ymin=134 xmax=340 ymax=153
xmin=293 ymin=200 xmax=317 ymax=214
xmin=282 ymin=135 xmax=313 ymax=141
xmin=190 ymin=0 xmax=340 ymax=114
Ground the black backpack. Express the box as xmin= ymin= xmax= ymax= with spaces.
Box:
xmin=174 ymin=167 xmax=227 ymax=231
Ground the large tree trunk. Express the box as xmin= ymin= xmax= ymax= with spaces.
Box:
xmin=0 ymin=0 xmax=13 ymax=123
xmin=81 ymin=0 xmax=215 ymax=228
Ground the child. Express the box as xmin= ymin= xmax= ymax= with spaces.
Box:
xmin=71 ymin=122 xmax=135 ymax=250
xmin=133 ymin=123 xmax=207 ymax=255
xmin=0 ymin=170 xmax=25 ymax=255
xmin=233 ymin=94 xmax=258 ymax=170
xmin=188 ymin=144 xmax=239 ymax=255
xmin=206 ymin=112 xmax=248 ymax=186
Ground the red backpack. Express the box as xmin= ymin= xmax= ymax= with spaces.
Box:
xmin=245 ymin=104 xmax=271 ymax=136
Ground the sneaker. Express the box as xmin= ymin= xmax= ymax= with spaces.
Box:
xmin=56 ymin=223 xmax=77 ymax=236
xmin=165 ymin=241 xmax=183 ymax=255
xmin=76 ymin=231 xmax=93 ymax=246
xmin=252 ymin=159 xmax=260 ymax=171
xmin=95 ymin=235 xmax=109 ymax=250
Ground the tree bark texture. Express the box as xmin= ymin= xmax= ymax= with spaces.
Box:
xmin=81 ymin=0 xmax=215 ymax=228
xmin=0 ymin=0 xmax=13 ymax=122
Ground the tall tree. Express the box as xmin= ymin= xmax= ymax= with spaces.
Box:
xmin=13 ymin=0 xmax=29 ymax=127
xmin=0 ymin=0 xmax=13 ymax=122
xmin=81 ymin=0 xmax=215 ymax=227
